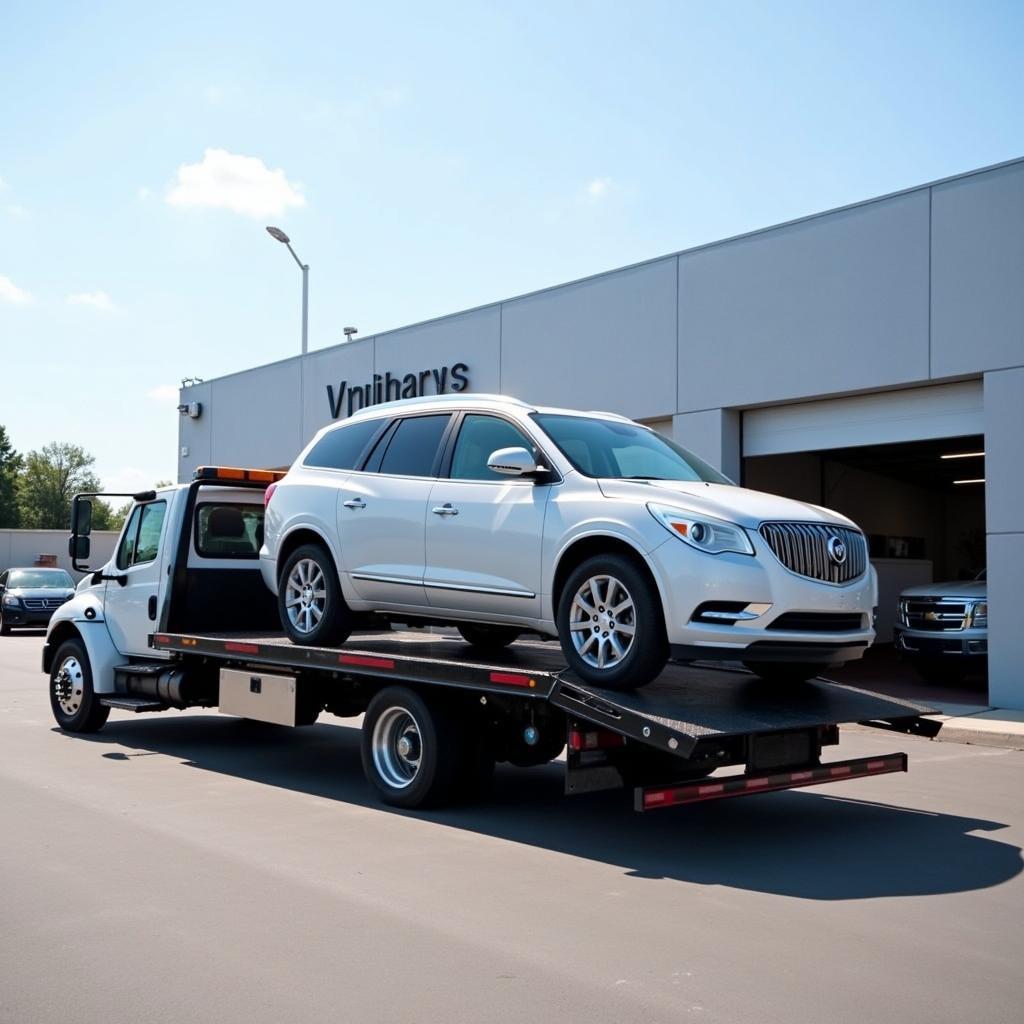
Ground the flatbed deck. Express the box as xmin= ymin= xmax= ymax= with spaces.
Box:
xmin=152 ymin=629 xmax=937 ymax=757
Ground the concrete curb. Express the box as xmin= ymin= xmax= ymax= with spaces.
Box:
xmin=930 ymin=709 xmax=1024 ymax=751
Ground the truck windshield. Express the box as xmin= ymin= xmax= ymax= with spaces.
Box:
xmin=9 ymin=569 xmax=74 ymax=588
xmin=533 ymin=414 xmax=733 ymax=484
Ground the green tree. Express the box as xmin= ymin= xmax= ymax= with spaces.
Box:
xmin=0 ymin=425 xmax=21 ymax=528
xmin=16 ymin=443 xmax=103 ymax=529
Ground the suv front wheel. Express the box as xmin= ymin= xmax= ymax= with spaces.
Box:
xmin=557 ymin=553 xmax=667 ymax=690
xmin=278 ymin=543 xmax=353 ymax=647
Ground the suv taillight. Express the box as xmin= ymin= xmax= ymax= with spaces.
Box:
xmin=264 ymin=482 xmax=278 ymax=508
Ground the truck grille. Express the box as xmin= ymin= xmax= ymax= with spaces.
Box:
xmin=758 ymin=523 xmax=867 ymax=585
xmin=21 ymin=597 xmax=67 ymax=611
xmin=899 ymin=598 xmax=968 ymax=632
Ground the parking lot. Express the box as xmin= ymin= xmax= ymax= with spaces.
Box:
xmin=2 ymin=630 xmax=1022 ymax=1024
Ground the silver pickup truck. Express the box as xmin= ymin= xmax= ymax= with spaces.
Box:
xmin=894 ymin=569 xmax=987 ymax=682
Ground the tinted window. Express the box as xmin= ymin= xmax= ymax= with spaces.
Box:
xmin=133 ymin=502 xmax=167 ymax=564
xmin=117 ymin=502 xmax=166 ymax=569
xmin=195 ymin=503 xmax=264 ymax=558
xmin=534 ymin=414 xmax=732 ymax=484
xmin=450 ymin=415 xmax=536 ymax=481
xmin=116 ymin=505 xmax=143 ymax=570
xmin=378 ymin=415 xmax=451 ymax=477
xmin=8 ymin=569 xmax=74 ymax=588
xmin=304 ymin=418 xmax=384 ymax=470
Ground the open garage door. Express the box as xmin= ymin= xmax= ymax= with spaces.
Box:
xmin=742 ymin=380 xmax=983 ymax=457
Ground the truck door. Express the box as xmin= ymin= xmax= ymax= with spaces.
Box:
xmin=102 ymin=498 xmax=171 ymax=658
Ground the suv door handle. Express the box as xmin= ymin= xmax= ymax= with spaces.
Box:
xmin=431 ymin=503 xmax=459 ymax=516
xmin=343 ymin=498 xmax=366 ymax=509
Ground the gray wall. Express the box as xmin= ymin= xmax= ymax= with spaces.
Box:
xmin=179 ymin=157 xmax=1024 ymax=707
xmin=0 ymin=530 xmax=119 ymax=581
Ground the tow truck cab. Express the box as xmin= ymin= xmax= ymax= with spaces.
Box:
xmin=43 ymin=468 xmax=281 ymax=690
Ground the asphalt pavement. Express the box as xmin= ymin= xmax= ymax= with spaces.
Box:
xmin=1 ymin=631 xmax=1022 ymax=1024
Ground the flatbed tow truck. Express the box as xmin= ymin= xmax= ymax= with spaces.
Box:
xmin=44 ymin=466 xmax=939 ymax=812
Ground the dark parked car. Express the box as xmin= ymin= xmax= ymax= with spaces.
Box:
xmin=0 ymin=568 xmax=77 ymax=634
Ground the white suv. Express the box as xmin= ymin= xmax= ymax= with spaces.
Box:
xmin=261 ymin=394 xmax=876 ymax=690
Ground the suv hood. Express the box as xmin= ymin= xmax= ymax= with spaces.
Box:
xmin=597 ymin=479 xmax=857 ymax=531
xmin=901 ymin=580 xmax=986 ymax=600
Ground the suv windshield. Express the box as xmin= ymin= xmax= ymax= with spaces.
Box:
xmin=9 ymin=569 xmax=74 ymax=589
xmin=534 ymin=414 xmax=733 ymax=484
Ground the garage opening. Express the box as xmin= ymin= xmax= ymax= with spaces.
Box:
xmin=743 ymin=435 xmax=986 ymax=705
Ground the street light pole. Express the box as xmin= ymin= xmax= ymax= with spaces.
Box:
xmin=266 ymin=226 xmax=309 ymax=355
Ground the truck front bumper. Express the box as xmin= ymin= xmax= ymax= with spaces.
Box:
xmin=893 ymin=626 xmax=988 ymax=657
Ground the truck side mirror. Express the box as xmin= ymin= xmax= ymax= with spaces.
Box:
xmin=71 ymin=497 xmax=93 ymax=536
xmin=69 ymin=535 xmax=91 ymax=561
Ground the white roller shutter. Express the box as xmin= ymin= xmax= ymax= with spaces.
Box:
xmin=742 ymin=380 xmax=983 ymax=456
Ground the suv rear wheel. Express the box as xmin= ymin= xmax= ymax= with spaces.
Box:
xmin=557 ymin=553 xmax=667 ymax=690
xmin=278 ymin=543 xmax=353 ymax=647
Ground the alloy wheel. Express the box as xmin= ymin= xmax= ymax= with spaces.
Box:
xmin=284 ymin=558 xmax=327 ymax=635
xmin=568 ymin=574 xmax=637 ymax=670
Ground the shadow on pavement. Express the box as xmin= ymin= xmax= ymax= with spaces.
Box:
xmin=59 ymin=713 xmax=1021 ymax=901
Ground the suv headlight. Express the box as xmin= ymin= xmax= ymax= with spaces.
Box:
xmin=970 ymin=602 xmax=987 ymax=628
xmin=647 ymin=503 xmax=755 ymax=556
xmin=2 ymin=594 xmax=21 ymax=608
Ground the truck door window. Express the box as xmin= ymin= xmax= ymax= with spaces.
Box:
xmin=116 ymin=501 xmax=167 ymax=569
xmin=195 ymin=503 xmax=264 ymax=558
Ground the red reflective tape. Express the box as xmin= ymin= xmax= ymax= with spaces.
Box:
xmin=489 ymin=671 xmax=534 ymax=688
xmin=644 ymin=790 xmax=670 ymax=808
xmin=866 ymin=760 xmax=887 ymax=771
xmin=339 ymin=654 xmax=395 ymax=670
xmin=224 ymin=641 xmax=259 ymax=654
xmin=790 ymin=771 xmax=814 ymax=783
xmin=697 ymin=783 xmax=724 ymax=796
xmin=829 ymin=765 xmax=853 ymax=777
xmin=746 ymin=776 xmax=771 ymax=789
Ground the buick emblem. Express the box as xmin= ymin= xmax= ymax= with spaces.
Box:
xmin=826 ymin=535 xmax=847 ymax=565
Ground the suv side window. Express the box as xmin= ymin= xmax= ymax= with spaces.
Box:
xmin=450 ymin=415 xmax=536 ymax=481
xmin=116 ymin=501 xmax=167 ymax=569
xmin=377 ymin=415 xmax=451 ymax=477
xmin=304 ymin=418 xmax=385 ymax=470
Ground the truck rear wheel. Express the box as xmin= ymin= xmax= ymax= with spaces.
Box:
xmin=50 ymin=638 xmax=110 ymax=733
xmin=278 ymin=543 xmax=353 ymax=647
xmin=361 ymin=687 xmax=461 ymax=809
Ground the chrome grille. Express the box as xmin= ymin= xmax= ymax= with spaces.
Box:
xmin=22 ymin=597 xmax=67 ymax=611
xmin=899 ymin=598 xmax=968 ymax=632
xmin=758 ymin=523 xmax=867 ymax=585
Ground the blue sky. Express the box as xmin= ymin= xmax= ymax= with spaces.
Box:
xmin=1 ymin=0 xmax=1022 ymax=491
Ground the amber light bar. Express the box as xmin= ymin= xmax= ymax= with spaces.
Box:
xmin=194 ymin=466 xmax=287 ymax=484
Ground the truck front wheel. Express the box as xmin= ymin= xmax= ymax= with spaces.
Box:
xmin=361 ymin=687 xmax=461 ymax=809
xmin=50 ymin=638 xmax=110 ymax=733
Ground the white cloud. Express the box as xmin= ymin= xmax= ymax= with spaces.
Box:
xmin=68 ymin=291 xmax=116 ymax=312
xmin=5 ymin=204 xmax=29 ymax=218
xmin=137 ymin=186 xmax=151 ymax=200
xmin=166 ymin=148 xmax=306 ymax=219
xmin=585 ymin=177 xmax=613 ymax=199
xmin=0 ymin=275 xmax=32 ymax=304
xmin=147 ymin=384 xmax=180 ymax=404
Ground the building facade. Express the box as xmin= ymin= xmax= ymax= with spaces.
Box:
xmin=178 ymin=157 xmax=1024 ymax=708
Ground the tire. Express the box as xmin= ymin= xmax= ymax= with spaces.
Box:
xmin=49 ymin=637 xmax=110 ymax=733
xmin=457 ymin=623 xmax=521 ymax=653
xmin=360 ymin=687 xmax=461 ymax=809
xmin=742 ymin=662 xmax=827 ymax=684
xmin=0 ymin=613 xmax=11 ymax=636
xmin=557 ymin=553 xmax=667 ymax=691
xmin=278 ymin=543 xmax=353 ymax=647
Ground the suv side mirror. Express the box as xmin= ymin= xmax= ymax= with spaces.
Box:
xmin=487 ymin=446 xmax=545 ymax=477
xmin=71 ymin=497 xmax=93 ymax=536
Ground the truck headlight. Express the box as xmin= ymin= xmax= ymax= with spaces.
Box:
xmin=2 ymin=595 xmax=21 ymax=608
xmin=647 ymin=503 xmax=755 ymax=556
xmin=970 ymin=602 xmax=987 ymax=628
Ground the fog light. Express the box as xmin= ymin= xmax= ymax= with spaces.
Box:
xmin=968 ymin=640 xmax=988 ymax=654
